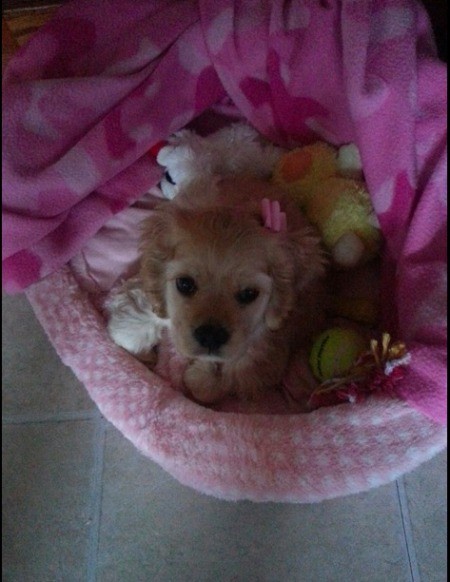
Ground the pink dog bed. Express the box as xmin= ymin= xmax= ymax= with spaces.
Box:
xmin=3 ymin=0 xmax=447 ymax=501
xmin=25 ymin=265 xmax=444 ymax=502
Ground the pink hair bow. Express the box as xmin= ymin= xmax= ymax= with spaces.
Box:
xmin=261 ymin=198 xmax=287 ymax=232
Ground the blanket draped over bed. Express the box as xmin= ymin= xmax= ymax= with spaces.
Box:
xmin=2 ymin=0 xmax=447 ymax=425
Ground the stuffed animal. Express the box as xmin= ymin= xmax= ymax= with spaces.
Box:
xmin=155 ymin=122 xmax=284 ymax=199
xmin=272 ymin=142 xmax=381 ymax=269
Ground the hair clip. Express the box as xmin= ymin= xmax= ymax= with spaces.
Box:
xmin=261 ymin=198 xmax=287 ymax=232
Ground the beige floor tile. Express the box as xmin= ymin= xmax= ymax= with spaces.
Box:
xmin=97 ymin=425 xmax=412 ymax=582
xmin=2 ymin=420 xmax=98 ymax=581
xmin=2 ymin=294 xmax=95 ymax=418
xmin=403 ymin=451 xmax=447 ymax=582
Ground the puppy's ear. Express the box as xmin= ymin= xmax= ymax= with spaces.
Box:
xmin=265 ymin=242 xmax=296 ymax=331
xmin=265 ymin=227 xmax=327 ymax=331
xmin=139 ymin=204 xmax=175 ymax=318
xmin=287 ymin=226 xmax=328 ymax=291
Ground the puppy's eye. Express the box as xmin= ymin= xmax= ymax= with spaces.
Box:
xmin=236 ymin=288 xmax=259 ymax=305
xmin=164 ymin=171 xmax=175 ymax=185
xmin=176 ymin=277 xmax=197 ymax=296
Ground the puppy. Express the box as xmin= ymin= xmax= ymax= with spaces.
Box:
xmin=107 ymin=176 xmax=327 ymax=404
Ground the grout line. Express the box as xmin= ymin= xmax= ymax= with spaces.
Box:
xmin=396 ymin=478 xmax=422 ymax=582
xmin=86 ymin=416 xmax=106 ymax=582
xmin=2 ymin=409 xmax=100 ymax=425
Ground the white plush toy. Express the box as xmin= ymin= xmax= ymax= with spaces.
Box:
xmin=157 ymin=122 xmax=284 ymax=199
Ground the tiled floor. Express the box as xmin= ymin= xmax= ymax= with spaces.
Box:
xmin=2 ymin=292 xmax=447 ymax=582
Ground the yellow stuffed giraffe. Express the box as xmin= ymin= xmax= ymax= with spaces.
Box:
xmin=272 ymin=142 xmax=381 ymax=269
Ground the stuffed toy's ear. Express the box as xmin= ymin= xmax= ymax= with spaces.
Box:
xmin=156 ymin=145 xmax=180 ymax=199
xmin=156 ymin=145 xmax=177 ymax=167
xmin=157 ymin=139 xmax=203 ymax=199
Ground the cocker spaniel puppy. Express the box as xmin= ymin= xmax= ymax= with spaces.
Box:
xmin=107 ymin=175 xmax=327 ymax=404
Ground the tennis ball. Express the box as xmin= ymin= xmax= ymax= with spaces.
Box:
xmin=309 ymin=327 xmax=368 ymax=381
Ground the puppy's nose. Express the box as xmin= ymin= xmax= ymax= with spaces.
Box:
xmin=193 ymin=324 xmax=230 ymax=351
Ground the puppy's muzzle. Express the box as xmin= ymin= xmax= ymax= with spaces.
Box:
xmin=193 ymin=324 xmax=230 ymax=352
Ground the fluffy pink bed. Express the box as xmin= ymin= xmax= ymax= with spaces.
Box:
xmin=26 ymin=266 xmax=446 ymax=502
xmin=4 ymin=0 xmax=447 ymax=501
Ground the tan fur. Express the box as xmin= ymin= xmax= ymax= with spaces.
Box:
xmin=139 ymin=176 xmax=327 ymax=403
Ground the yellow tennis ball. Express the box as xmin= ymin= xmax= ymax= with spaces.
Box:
xmin=309 ymin=327 xmax=368 ymax=381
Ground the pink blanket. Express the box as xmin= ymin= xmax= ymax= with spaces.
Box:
xmin=2 ymin=0 xmax=447 ymax=425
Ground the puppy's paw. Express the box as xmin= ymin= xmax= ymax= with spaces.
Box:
xmin=105 ymin=280 xmax=167 ymax=360
xmin=183 ymin=361 xmax=228 ymax=404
